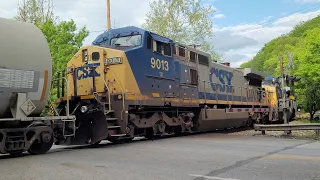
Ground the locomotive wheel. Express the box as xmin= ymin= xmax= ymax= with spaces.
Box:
xmin=107 ymin=137 xmax=125 ymax=144
xmin=145 ymin=127 xmax=154 ymax=140
xmin=95 ymin=140 xmax=102 ymax=145
xmin=173 ymin=126 xmax=182 ymax=136
xmin=124 ymin=137 xmax=134 ymax=142
xmin=89 ymin=140 xmax=102 ymax=148
xmin=27 ymin=123 xmax=53 ymax=155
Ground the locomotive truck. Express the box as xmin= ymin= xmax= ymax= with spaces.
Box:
xmin=0 ymin=17 xmax=275 ymax=155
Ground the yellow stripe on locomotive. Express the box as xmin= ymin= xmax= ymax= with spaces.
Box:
xmin=65 ymin=46 xmax=141 ymax=99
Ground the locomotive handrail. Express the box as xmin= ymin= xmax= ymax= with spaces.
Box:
xmin=51 ymin=76 xmax=70 ymax=117
xmin=102 ymin=79 xmax=112 ymax=115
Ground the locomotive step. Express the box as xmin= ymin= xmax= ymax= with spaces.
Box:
xmin=110 ymin=134 xmax=126 ymax=137
xmin=108 ymin=126 xmax=121 ymax=129
xmin=106 ymin=117 xmax=117 ymax=121
xmin=105 ymin=110 xmax=114 ymax=114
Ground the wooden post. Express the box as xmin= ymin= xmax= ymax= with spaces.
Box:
xmin=106 ymin=0 xmax=111 ymax=30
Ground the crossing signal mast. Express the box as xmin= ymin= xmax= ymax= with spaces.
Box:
xmin=278 ymin=52 xmax=300 ymax=133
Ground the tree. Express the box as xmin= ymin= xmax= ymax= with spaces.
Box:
xmin=39 ymin=20 xmax=89 ymax=75
xmin=142 ymin=0 xmax=220 ymax=61
xmin=241 ymin=16 xmax=320 ymax=116
xmin=14 ymin=0 xmax=89 ymax=76
xmin=14 ymin=0 xmax=56 ymax=26
xmin=14 ymin=0 xmax=89 ymax=115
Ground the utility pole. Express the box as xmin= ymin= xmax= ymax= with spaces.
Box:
xmin=286 ymin=51 xmax=294 ymax=76
xmin=106 ymin=0 xmax=111 ymax=30
xmin=280 ymin=54 xmax=287 ymax=124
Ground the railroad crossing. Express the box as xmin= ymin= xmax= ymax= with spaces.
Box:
xmin=0 ymin=133 xmax=319 ymax=180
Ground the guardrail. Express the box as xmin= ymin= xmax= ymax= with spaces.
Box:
xmin=254 ymin=123 xmax=320 ymax=135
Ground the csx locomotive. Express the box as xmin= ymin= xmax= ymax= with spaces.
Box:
xmin=54 ymin=26 xmax=272 ymax=145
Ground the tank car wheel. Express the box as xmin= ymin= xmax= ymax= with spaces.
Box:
xmin=27 ymin=123 xmax=53 ymax=155
xmin=27 ymin=131 xmax=53 ymax=155
xmin=9 ymin=151 xmax=23 ymax=157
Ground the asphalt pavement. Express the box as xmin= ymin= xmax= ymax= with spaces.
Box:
xmin=0 ymin=132 xmax=319 ymax=180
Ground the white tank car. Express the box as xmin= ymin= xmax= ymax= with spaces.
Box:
xmin=0 ymin=17 xmax=52 ymax=118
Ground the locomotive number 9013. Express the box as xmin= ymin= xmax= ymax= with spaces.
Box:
xmin=151 ymin=57 xmax=169 ymax=71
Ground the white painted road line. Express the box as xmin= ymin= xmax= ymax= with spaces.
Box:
xmin=189 ymin=174 xmax=240 ymax=180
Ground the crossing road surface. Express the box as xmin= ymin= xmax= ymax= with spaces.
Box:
xmin=0 ymin=133 xmax=320 ymax=180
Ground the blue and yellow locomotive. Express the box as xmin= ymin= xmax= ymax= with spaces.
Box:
xmin=54 ymin=26 xmax=270 ymax=145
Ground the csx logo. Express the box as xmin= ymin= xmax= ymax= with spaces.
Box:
xmin=209 ymin=67 xmax=233 ymax=93
xmin=76 ymin=63 xmax=101 ymax=80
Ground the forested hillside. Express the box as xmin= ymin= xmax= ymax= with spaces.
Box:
xmin=241 ymin=16 xmax=320 ymax=116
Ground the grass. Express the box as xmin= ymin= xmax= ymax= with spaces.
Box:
xmin=228 ymin=118 xmax=320 ymax=140
xmin=286 ymin=119 xmax=320 ymax=140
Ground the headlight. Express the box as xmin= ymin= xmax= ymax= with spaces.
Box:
xmin=105 ymin=57 xmax=122 ymax=65
xmin=80 ymin=106 xmax=88 ymax=113
xmin=82 ymin=49 xmax=88 ymax=62
xmin=66 ymin=66 xmax=74 ymax=73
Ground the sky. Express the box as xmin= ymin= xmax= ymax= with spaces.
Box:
xmin=1 ymin=0 xmax=320 ymax=68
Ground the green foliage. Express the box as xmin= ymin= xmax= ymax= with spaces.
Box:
xmin=14 ymin=0 xmax=89 ymax=76
xmin=14 ymin=0 xmax=56 ymax=26
xmin=241 ymin=15 xmax=320 ymax=115
xmin=39 ymin=20 xmax=89 ymax=75
xmin=143 ymin=0 xmax=220 ymax=61
xmin=14 ymin=0 xmax=89 ymax=114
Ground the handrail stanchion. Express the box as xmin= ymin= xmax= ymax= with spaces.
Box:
xmin=203 ymin=80 xmax=207 ymax=104
xmin=226 ymin=84 xmax=228 ymax=103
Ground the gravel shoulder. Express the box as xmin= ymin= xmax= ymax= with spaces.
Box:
xmin=227 ymin=119 xmax=320 ymax=140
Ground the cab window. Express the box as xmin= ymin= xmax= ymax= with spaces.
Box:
xmin=110 ymin=34 xmax=142 ymax=47
xmin=152 ymin=40 xmax=172 ymax=57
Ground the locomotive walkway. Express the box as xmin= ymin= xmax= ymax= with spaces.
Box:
xmin=0 ymin=133 xmax=319 ymax=180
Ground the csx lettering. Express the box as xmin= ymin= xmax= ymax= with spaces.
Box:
xmin=76 ymin=63 xmax=101 ymax=80
xmin=151 ymin=58 xmax=169 ymax=71
xmin=209 ymin=67 xmax=233 ymax=93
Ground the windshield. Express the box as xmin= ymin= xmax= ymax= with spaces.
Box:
xmin=110 ymin=34 xmax=142 ymax=47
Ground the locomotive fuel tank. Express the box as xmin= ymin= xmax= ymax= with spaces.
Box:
xmin=0 ymin=17 xmax=52 ymax=118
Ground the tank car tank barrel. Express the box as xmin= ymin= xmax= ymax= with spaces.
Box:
xmin=0 ymin=17 xmax=60 ymax=155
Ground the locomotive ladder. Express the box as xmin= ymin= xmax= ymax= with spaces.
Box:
xmin=91 ymin=65 xmax=126 ymax=139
